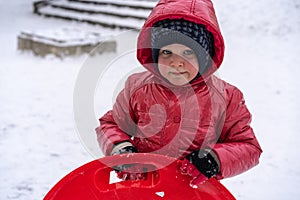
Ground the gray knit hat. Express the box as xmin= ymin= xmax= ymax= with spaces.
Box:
xmin=151 ymin=18 xmax=214 ymax=75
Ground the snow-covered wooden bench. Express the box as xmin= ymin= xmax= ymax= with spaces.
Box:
xmin=17 ymin=27 xmax=116 ymax=57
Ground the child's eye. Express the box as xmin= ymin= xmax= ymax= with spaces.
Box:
xmin=183 ymin=49 xmax=194 ymax=56
xmin=161 ymin=49 xmax=172 ymax=55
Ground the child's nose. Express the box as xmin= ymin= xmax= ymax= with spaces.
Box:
xmin=170 ymin=54 xmax=184 ymax=68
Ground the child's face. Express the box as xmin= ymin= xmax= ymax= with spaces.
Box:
xmin=157 ymin=43 xmax=199 ymax=85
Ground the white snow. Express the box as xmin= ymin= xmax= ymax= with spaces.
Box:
xmin=39 ymin=5 xmax=145 ymax=29
xmin=47 ymin=0 xmax=151 ymax=19
xmin=19 ymin=28 xmax=113 ymax=46
xmin=155 ymin=191 xmax=165 ymax=197
xmin=1 ymin=0 xmax=300 ymax=200
xmin=80 ymin=0 xmax=157 ymax=8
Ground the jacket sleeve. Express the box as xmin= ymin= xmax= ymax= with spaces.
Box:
xmin=95 ymin=76 xmax=137 ymax=156
xmin=213 ymin=86 xmax=262 ymax=179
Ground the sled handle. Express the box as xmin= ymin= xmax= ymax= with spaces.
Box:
xmin=93 ymin=153 xmax=180 ymax=191
xmin=97 ymin=153 xmax=177 ymax=170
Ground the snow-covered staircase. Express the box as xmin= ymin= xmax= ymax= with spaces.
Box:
xmin=33 ymin=0 xmax=157 ymax=30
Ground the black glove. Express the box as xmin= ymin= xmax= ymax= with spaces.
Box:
xmin=111 ymin=145 xmax=149 ymax=180
xmin=111 ymin=145 xmax=138 ymax=155
xmin=111 ymin=145 xmax=138 ymax=172
xmin=185 ymin=149 xmax=219 ymax=179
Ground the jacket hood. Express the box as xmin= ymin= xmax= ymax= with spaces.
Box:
xmin=136 ymin=0 xmax=225 ymax=83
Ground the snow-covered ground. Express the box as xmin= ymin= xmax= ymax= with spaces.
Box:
xmin=0 ymin=0 xmax=300 ymax=199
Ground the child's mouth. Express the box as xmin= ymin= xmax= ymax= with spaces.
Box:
xmin=170 ymin=71 xmax=187 ymax=76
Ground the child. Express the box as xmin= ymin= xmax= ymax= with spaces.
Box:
xmin=96 ymin=0 xmax=262 ymax=186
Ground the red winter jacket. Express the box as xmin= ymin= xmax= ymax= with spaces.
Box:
xmin=96 ymin=0 xmax=262 ymax=179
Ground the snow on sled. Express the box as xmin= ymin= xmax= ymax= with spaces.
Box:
xmin=44 ymin=153 xmax=235 ymax=200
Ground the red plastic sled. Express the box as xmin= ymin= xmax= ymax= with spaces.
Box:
xmin=44 ymin=153 xmax=235 ymax=200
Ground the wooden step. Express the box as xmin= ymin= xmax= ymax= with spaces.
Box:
xmin=68 ymin=0 xmax=156 ymax=10
xmin=34 ymin=0 xmax=156 ymax=29
xmin=48 ymin=0 xmax=152 ymax=20
xmin=17 ymin=28 xmax=117 ymax=57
